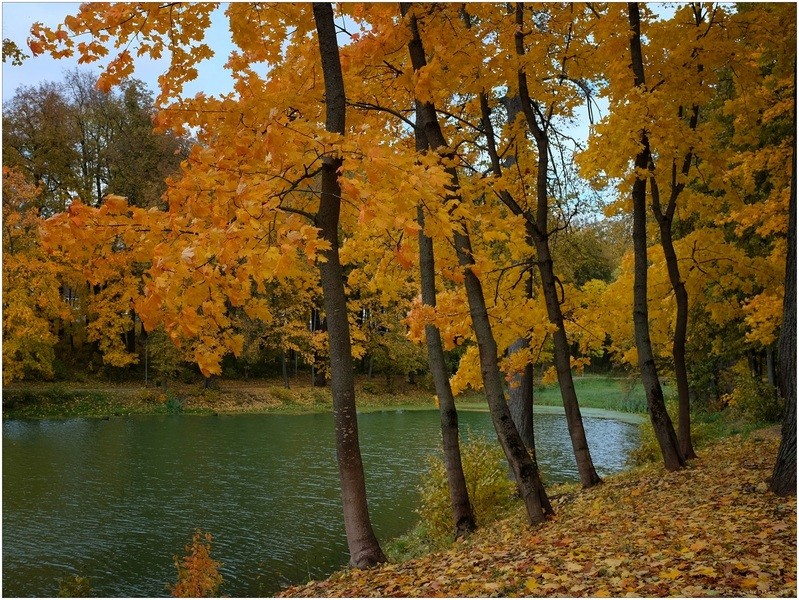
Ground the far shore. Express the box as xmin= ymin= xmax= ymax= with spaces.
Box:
xmin=2 ymin=375 xmax=651 ymax=422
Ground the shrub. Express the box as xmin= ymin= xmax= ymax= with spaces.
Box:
xmin=57 ymin=573 xmax=92 ymax=597
xmin=417 ymin=432 xmax=517 ymax=543
xmin=164 ymin=392 xmax=184 ymax=415
xmin=168 ymin=530 xmax=223 ymax=598
xmin=268 ymin=386 xmax=296 ymax=405
xmin=724 ymin=369 xmax=782 ymax=423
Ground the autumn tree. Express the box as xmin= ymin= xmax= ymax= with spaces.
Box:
xmin=626 ymin=2 xmax=685 ymax=471
xmin=2 ymin=166 xmax=69 ymax=382
xmin=414 ymin=125 xmax=477 ymax=537
xmin=312 ymin=1 xmax=386 ymax=566
xmin=3 ymin=72 xmax=190 ymax=375
xmin=3 ymin=81 xmax=76 ymax=214
xmin=504 ymin=3 xmax=601 ymax=486
xmin=771 ymin=136 xmax=796 ymax=497
xmin=401 ymin=1 xmax=552 ymax=524
xmin=3 ymin=71 xmax=186 ymax=213
xmin=31 ymin=1 xmax=394 ymax=567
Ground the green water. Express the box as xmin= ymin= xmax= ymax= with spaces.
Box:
xmin=2 ymin=409 xmax=639 ymax=597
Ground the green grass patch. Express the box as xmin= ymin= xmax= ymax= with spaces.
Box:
xmin=534 ymin=375 xmax=652 ymax=413
xmin=455 ymin=374 xmax=652 ymax=414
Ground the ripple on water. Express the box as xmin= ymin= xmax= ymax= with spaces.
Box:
xmin=3 ymin=410 xmax=639 ymax=597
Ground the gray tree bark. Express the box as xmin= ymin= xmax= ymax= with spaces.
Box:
xmin=402 ymin=2 xmax=552 ymax=524
xmin=628 ymin=2 xmax=685 ymax=472
xmin=312 ymin=2 xmax=386 ymax=567
xmin=771 ymin=120 xmax=796 ymax=497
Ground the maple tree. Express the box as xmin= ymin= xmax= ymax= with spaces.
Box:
xmin=2 ymin=166 xmax=69 ymax=383
xmin=498 ymin=2 xmax=601 ymax=487
xmin=772 ymin=138 xmax=796 ymax=497
xmin=401 ymin=1 xmax=552 ymax=525
xmin=313 ymin=1 xmax=386 ymax=567
xmin=411 ymin=163 xmax=476 ymax=538
xmin=624 ymin=1 xmax=685 ymax=471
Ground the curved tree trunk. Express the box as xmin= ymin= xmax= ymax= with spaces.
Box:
xmin=402 ymin=2 xmax=552 ymax=524
xmin=513 ymin=3 xmax=601 ymax=488
xmin=455 ymin=227 xmax=552 ymax=523
xmin=415 ymin=120 xmax=476 ymax=537
xmin=312 ymin=2 xmax=386 ymax=568
xmin=417 ymin=204 xmax=477 ymax=537
xmin=628 ymin=2 xmax=684 ymax=472
xmin=656 ymin=220 xmax=696 ymax=459
xmin=771 ymin=123 xmax=796 ymax=497
xmin=533 ymin=235 xmax=602 ymax=485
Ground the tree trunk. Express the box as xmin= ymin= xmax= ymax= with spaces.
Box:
xmin=494 ymin=92 xmax=536 ymax=450
xmin=453 ymin=226 xmax=553 ymax=523
xmin=402 ymin=2 xmax=552 ymax=524
xmin=125 ymin=310 xmax=137 ymax=354
xmin=507 ymin=338 xmax=535 ymax=449
xmin=312 ymin=1 xmax=386 ymax=567
xmin=512 ymin=4 xmax=601 ymax=487
xmin=282 ymin=350 xmax=290 ymax=389
xmin=771 ymin=119 xmax=796 ymax=496
xmin=311 ymin=309 xmax=328 ymax=387
xmin=655 ymin=215 xmax=696 ymax=459
xmin=417 ymin=202 xmax=477 ymax=537
xmin=628 ymin=2 xmax=685 ymax=472
xmin=766 ymin=344 xmax=778 ymax=390
xmin=533 ymin=235 xmax=602 ymax=485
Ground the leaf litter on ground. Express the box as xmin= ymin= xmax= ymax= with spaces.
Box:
xmin=279 ymin=428 xmax=796 ymax=597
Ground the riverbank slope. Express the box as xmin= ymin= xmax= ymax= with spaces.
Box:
xmin=279 ymin=428 xmax=796 ymax=598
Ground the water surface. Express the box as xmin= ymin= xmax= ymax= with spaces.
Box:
xmin=3 ymin=409 xmax=639 ymax=596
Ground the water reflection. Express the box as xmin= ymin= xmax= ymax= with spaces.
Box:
xmin=3 ymin=410 xmax=639 ymax=597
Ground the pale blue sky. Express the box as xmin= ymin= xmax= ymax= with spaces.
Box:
xmin=1 ymin=1 xmax=237 ymax=101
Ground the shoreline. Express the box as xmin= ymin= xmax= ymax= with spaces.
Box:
xmin=2 ymin=376 xmax=651 ymax=422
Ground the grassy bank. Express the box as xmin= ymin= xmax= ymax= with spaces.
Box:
xmin=279 ymin=427 xmax=796 ymax=598
xmin=456 ymin=375 xmax=656 ymax=414
xmin=1 ymin=377 xmax=434 ymax=419
xmin=2 ymin=374 xmax=652 ymax=420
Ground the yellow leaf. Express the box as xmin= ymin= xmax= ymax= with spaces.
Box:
xmin=659 ymin=568 xmax=682 ymax=580
xmin=524 ymin=578 xmax=539 ymax=592
xmin=692 ymin=566 xmax=718 ymax=577
xmin=740 ymin=577 xmax=759 ymax=590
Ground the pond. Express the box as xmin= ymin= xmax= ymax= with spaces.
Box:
xmin=3 ymin=408 xmax=641 ymax=597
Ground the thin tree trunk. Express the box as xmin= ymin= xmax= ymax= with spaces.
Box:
xmin=766 ymin=344 xmax=778 ymax=390
xmin=510 ymin=4 xmax=602 ymax=487
xmin=311 ymin=309 xmax=328 ymax=387
xmin=648 ymin=102 xmax=700 ymax=461
xmin=507 ymin=338 xmax=535 ymax=450
xmin=650 ymin=194 xmax=696 ymax=459
xmin=282 ymin=350 xmax=290 ymax=389
xmin=417 ymin=200 xmax=477 ymax=537
xmin=771 ymin=114 xmax=796 ymax=496
xmin=402 ymin=2 xmax=552 ymax=524
xmin=312 ymin=2 xmax=386 ymax=567
xmin=628 ymin=2 xmax=685 ymax=472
